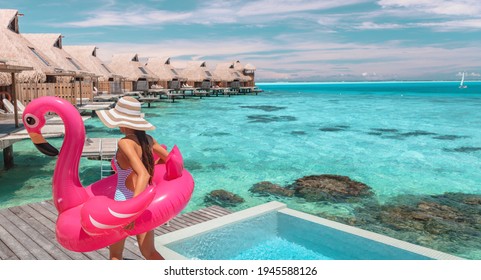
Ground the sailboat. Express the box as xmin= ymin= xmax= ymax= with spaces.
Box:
xmin=459 ymin=72 xmax=467 ymax=89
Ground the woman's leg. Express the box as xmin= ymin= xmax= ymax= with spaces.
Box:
xmin=109 ymin=238 xmax=126 ymax=260
xmin=137 ymin=230 xmax=164 ymax=260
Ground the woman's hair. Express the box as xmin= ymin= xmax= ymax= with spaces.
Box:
xmin=134 ymin=130 xmax=154 ymax=184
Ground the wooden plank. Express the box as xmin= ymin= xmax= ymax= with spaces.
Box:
xmin=201 ymin=207 xmax=227 ymax=218
xmin=20 ymin=204 xmax=89 ymax=260
xmin=8 ymin=206 xmax=72 ymax=260
xmin=206 ymin=206 xmax=233 ymax=216
xmin=189 ymin=209 xmax=219 ymax=221
xmin=201 ymin=208 xmax=228 ymax=218
xmin=0 ymin=211 xmax=48 ymax=259
xmin=32 ymin=201 xmax=58 ymax=220
xmin=155 ymin=226 xmax=172 ymax=235
xmin=169 ymin=216 xmax=196 ymax=228
xmin=177 ymin=212 xmax=207 ymax=224
xmin=0 ymin=231 xmax=19 ymax=260
xmin=2 ymin=208 xmax=57 ymax=260
xmin=30 ymin=201 xmax=108 ymax=260
xmin=162 ymin=220 xmax=184 ymax=231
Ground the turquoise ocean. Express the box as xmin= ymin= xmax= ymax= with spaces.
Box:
xmin=1 ymin=81 xmax=480 ymax=258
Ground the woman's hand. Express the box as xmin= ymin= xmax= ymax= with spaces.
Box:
xmin=124 ymin=221 xmax=135 ymax=230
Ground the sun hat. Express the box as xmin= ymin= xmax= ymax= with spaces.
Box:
xmin=97 ymin=96 xmax=155 ymax=131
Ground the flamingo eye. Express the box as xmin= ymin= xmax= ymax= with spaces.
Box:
xmin=24 ymin=113 xmax=39 ymax=128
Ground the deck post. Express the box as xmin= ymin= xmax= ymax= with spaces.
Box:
xmin=3 ymin=145 xmax=14 ymax=170
xmin=12 ymin=73 xmax=19 ymax=128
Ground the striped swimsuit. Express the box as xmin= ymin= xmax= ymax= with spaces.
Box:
xmin=113 ymin=155 xmax=134 ymax=201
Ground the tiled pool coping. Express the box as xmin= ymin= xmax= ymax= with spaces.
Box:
xmin=155 ymin=201 xmax=463 ymax=260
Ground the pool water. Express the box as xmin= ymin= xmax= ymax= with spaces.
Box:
xmin=164 ymin=206 xmax=444 ymax=260
xmin=233 ymin=237 xmax=331 ymax=260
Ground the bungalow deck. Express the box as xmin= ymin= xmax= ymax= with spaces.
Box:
xmin=0 ymin=200 xmax=232 ymax=260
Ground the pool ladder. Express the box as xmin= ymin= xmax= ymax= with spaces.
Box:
xmin=99 ymin=138 xmax=118 ymax=178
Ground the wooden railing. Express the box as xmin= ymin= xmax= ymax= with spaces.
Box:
xmin=15 ymin=82 xmax=94 ymax=105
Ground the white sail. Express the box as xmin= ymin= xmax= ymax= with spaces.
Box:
xmin=459 ymin=72 xmax=467 ymax=89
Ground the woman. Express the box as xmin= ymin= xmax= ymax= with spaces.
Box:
xmin=97 ymin=96 xmax=169 ymax=260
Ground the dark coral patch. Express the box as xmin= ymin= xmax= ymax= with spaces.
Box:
xmin=207 ymin=163 xmax=227 ymax=170
xmin=320 ymin=127 xmax=344 ymax=132
xmin=319 ymin=125 xmax=349 ymax=132
xmin=371 ymin=128 xmax=399 ymax=133
xmin=443 ymin=147 xmax=481 ymax=153
xmin=240 ymin=105 xmax=287 ymax=112
xmin=249 ymin=181 xmax=294 ymax=197
xmin=289 ymin=174 xmax=373 ymax=203
xmin=204 ymin=189 xmax=245 ymax=208
xmin=433 ymin=135 xmax=469 ymax=141
xmin=399 ymin=130 xmax=437 ymax=137
xmin=199 ymin=132 xmax=231 ymax=137
xmin=247 ymin=115 xmax=297 ymax=123
xmin=184 ymin=160 xmax=203 ymax=171
xmin=291 ymin=131 xmax=307 ymax=135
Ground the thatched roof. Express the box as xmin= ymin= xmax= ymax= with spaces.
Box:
xmin=109 ymin=53 xmax=158 ymax=81
xmin=64 ymin=45 xmax=121 ymax=81
xmin=181 ymin=61 xmax=215 ymax=82
xmin=214 ymin=61 xmax=251 ymax=82
xmin=144 ymin=57 xmax=180 ymax=81
xmin=233 ymin=60 xmax=243 ymax=71
xmin=244 ymin=63 xmax=256 ymax=71
xmin=215 ymin=62 xmax=251 ymax=82
xmin=0 ymin=9 xmax=59 ymax=85
xmin=234 ymin=60 xmax=256 ymax=73
xmin=22 ymin=33 xmax=92 ymax=77
xmin=234 ymin=60 xmax=254 ymax=81
xmin=0 ymin=9 xmax=19 ymax=33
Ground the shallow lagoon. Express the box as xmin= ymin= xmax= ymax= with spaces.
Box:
xmin=1 ymin=81 xmax=481 ymax=258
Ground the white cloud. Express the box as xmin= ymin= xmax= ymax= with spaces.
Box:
xmin=417 ymin=19 xmax=481 ymax=30
xmin=235 ymin=0 xmax=369 ymax=16
xmin=378 ymin=0 xmax=481 ymax=16
xmin=356 ymin=21 xmax=404 ymax=30
xmin=62 ymin=0 xmax=370 ymax=27
xmin=66 ymin=10 xmax=193 ymax=27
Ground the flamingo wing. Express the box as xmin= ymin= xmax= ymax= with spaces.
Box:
xmin=164 ymin=145 xmax=184 ymax=180
xmin=80 ymin=185 xmax=156 ymax=235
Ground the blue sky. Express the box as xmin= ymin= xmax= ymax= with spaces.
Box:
xmin=3 ymin=0 xmax=481 ymax=81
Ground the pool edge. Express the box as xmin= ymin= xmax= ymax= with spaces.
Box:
xmin=155 ymin=201 xmax=287 ymax=259
xmin=155 ymin=201 xmax=464 ymax=260
xmin=278 ymin=208 xmax=463 ymax=260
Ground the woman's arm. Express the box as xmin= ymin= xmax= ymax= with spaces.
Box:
xmin=118 ymin=139 xmax=150 ymax=197
xmin=152 ymin=138 xmax=169 ymax=164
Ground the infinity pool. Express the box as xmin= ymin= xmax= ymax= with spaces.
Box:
xmin=155 ymin=202 xmax=461 ymax=260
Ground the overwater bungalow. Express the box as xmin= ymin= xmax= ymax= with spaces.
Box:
xmin=0 ymin=9 xmax=87 ymax=105
xmin=180 ymin=61 xmax=214 ymax=89
xmin=63 ymin=45 xmax=124 ymax=94
xmin=22 ymin=33 xmax=95 ymax=103
xmin=213 ymin=62 xmax=246 ymax=89
xmin=144 ymin=57 xmax=184 ymax=90
xmin=233 ymin=60 xmax=256 ymax=87
xmin=108 ymin=53 xmax=158 ymax=92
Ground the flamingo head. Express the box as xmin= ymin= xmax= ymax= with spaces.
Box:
xmin=22 ymin=98 xmax=59 ymax=157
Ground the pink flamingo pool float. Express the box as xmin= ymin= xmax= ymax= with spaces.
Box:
xmin=23 ymin=96 xmax=194 ymax=252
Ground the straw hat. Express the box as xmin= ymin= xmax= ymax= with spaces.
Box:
xmin=97 ymin=96 xmax=155 ymax=131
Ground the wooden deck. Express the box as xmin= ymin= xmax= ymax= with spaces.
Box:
xmin=82 ymin=137 xmax=119 ymax=159
xmin=0 ymin=200 xmax=232 ymax=260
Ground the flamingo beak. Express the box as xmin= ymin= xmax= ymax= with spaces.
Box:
xmin=29 ymin=132 xmax=59 ymax=156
